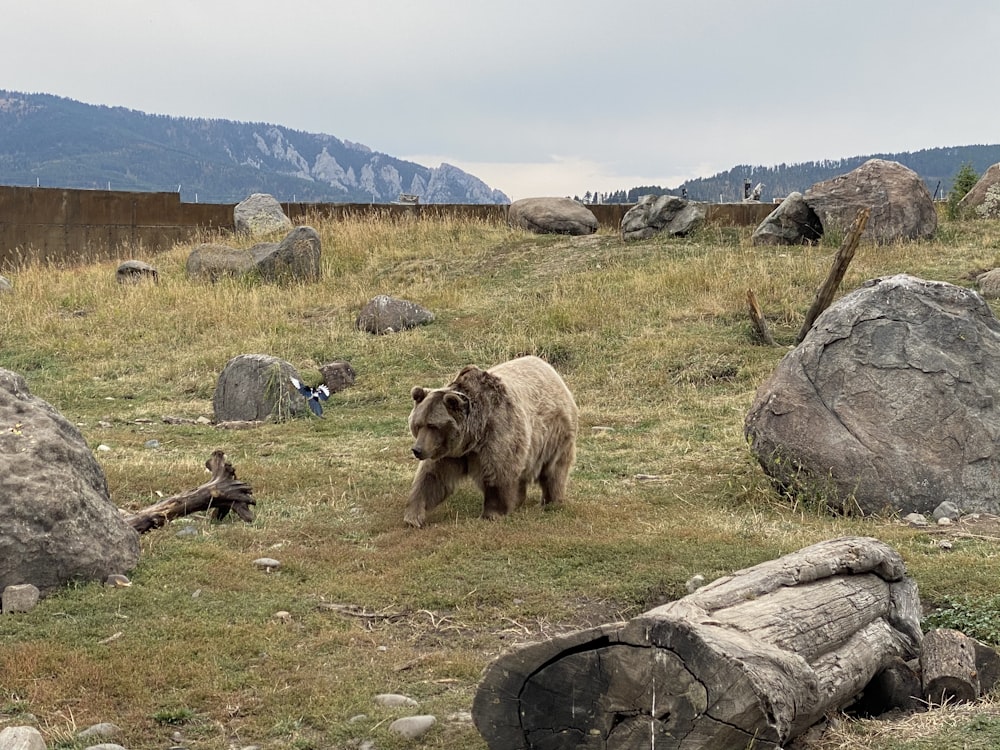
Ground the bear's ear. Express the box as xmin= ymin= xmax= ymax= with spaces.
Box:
xmin=443 ymin=391 xmax=470 ymax=415
xmin=411 ymin=386 xmax=427 ymax=404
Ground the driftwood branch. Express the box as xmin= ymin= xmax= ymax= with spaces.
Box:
xmin=796 ymin=206 xmax=870 ymax=344
xmin=472 ymin=536 xmax=923 ymax=750
xmin=746 ymin=288 xmax=778 ymax=346
xmin=123 ymin=450 xmax=255 ymax=534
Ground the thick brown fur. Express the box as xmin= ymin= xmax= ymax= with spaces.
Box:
xmin=404 ymin=355 xmax=579 ymax=528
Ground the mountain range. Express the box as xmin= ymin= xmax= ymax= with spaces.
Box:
xmin=0 ymin=90 xmax=509 ymax=205
xmin=3 ymin=89 xmax=998 ymax=208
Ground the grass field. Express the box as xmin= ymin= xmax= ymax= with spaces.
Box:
xmin=3 ymin=210 xmax=1000 ymax=749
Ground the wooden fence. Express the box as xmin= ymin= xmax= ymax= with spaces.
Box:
xmin=0 ymin=186 xmax=778 ymax=269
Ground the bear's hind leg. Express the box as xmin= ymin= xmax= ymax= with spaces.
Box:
xmin=482 ymin=483 xmax=520 ymax=521
xmin=404 ymin=458 xmax=465 ymax=528
xmin=539 ymin=443 xmax=575 ymax=506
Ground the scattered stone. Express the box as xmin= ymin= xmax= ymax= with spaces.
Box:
xmin=388 ymin=715 xmax=436 ymax=739
xmin=320 ymin=360 xmax=357 ymax=393
xmin=0 ymin=726 xmax=45 ymax=750
xmin=957 ymin=163 xmax=1000 ymax=219
xmin=212 ymin=353 xmax=306 ymax=423
xmin=0 ymin=369 xmax=140 ymax=596
xmin=803 ymin=159 xmax=937 ymax=243
xmin=77 ymin=723 xmax=122 ymax=740
xmin=355 ymin=295 xmax=435 ymax=335
xmin=273 ymin=610 xmax=292 ymax=623
xmin=938 ymin=540 xmax=954 ymax=550
xmin=978 ymin=268 xmax=1000 ymax=299
xmin=185 ymin=243 xmax=255 ymax=282
xmin=0 ymin=275 xmax=12 ymax=294
xmin=348 ymin=714 xmax=368 ymax=724
xmin=234 ymin=193 xmax=293 ymax=236
xmin=621 ymin=194 xmax=706 ymax=241
xmin=175 ymin=526 xmax=199 ymax=538
xmin=446 ymin=710 xmax=474 ymax=723
xmin=685 ymin=574 xmax=706 ymax=593
xmin=750 ymin=191 xmax=823 ymax=246
xmin=903 ymin=513 xmax=929 ymax=526
xmin=933 ymin=501 xmax=962 ymax=521
xmin=509 ymin=197 xmax=597 ymax=236
xmin=144 ymin=439 xmax=160 ymax=449
xmin=81 ymin=744 xmax=128 ymax=750
xmin=97 ymin=444 xmax=112 ymax=452
xmin=374 ymin=693 xmax=419 ymax=708
xmin=104 ymin=575 xmax=132 ymax=588
xmin=2 ymin=584 xmax=40 ymax=614
xmin=937 ymin=517 xmax=953 ymax=526
xmin=591 ymin=426 xmax=614 ymax=435
xmin=196 ymin=416 xmax=212 ymax=425
xmin=115 ymin=260 xmax=158 ymax=285
xmin=249 ymin=225 xmax=322 ymax=283
xmin=253 ymin=558 xmax=281 ymax=572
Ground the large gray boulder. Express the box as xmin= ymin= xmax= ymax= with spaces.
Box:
xmin=745 ymin=274 xmax=1000 ymax=516
xmin=803 ymin=159 xmax=937 ymax=243
xmin=957 ymin=163 xmax=1000 ymax=219
xmin=355 ymin=295 xmax=435 ymax=335
xmin=621 ymin=195 xmax=706 ymax=241
xmin=212 ymin=354 xmax=313 ymax=422
xmin=509 ymin=197 xmax=598 ymax=236
xmin=750 ymin=192 xmax=823 ymax=246
xmin=234 ymin=193 xmax=293 ymax=236
xmin=0 ymin=370 xmax=140 ymax=595
xmin=250 ymin=225 xmax=322 ymax=282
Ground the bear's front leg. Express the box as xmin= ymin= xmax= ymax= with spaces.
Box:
xmin=404 ymin=457 xmax=465 ymax=528
xmin=481 ymin=483 xmax=519 ymax=521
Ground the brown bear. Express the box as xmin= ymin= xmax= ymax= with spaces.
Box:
xmin=403 ymin=355 xmax=579 ymax=528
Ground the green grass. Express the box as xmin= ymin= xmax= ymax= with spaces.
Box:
xmin=4 ymin=211 xmax=1000 ymax=748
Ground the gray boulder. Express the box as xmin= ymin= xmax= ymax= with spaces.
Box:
xmin=250 ymin=225 xmax=321 ymax=282
xmin=356 ymin=295 xmax=435 ymax=335
xmin=0 ymin=726 xmax=46 ymax=750
xmin=621 ymin=195 xmax=705 ymax=241
xmin=0 ymin=369 xmax=140 ymax=595
xmin=803 ymin=159 xmax=937 ymax=243
xmin=751 ymin=192 xmax=823 ymax=246
xmin=957 ymin=163 xmax=1000 ymax=219
xmin=234 ymin=193 xmax=293 ymax=236
xmin=115 ymin=259 xmax=158 ymax=285
xmin=320 ymin=360 xmax=356 ymax=392
xmin=745 ymin=274 xmax=1000 ymax=516
xmin=212 ymin=354 xmax=312 ymax=423
xmin=509 ymin=197 xmax=598 ymax=236
xmin=186 ymin=243 xmax=255 ymax=282
xmin=977 ymin=268 xmax=1000 ymax=299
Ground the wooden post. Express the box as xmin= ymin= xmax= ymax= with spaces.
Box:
xmin=921 ymin=628 xmax=980 ymax=705
xmin=796 ymin=206 xmax=870 ymax=344
xmin=746 ymin=288 xmax=778 ymax=346
xmin=472 ymin=536 xmax=922 ymax=750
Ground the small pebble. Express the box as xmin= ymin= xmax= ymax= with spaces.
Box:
xmin=903 ymin=512 xmax=929 ymax=527
xmin=77 ymin=723 xmax=122 ymax=739
xmin=104 ymin=575 xmax=132 ymax=588
xmin=374 ymin=693 xmax=418 ymax=708
xmin=937 ymin=516 xmax=953 ymax=526
xmin=273 ymin=611 xmax=292 ymax=623
xmin=939 ymin=540 xmax=954 ymax=550
xmin=144 ymin=439 xmax=160 ymax=449
xmin=253 ymin=558 xmax=281 ymax=572
xmin=388 ymin=715 xmax=436 ymax=739
xmin=685 ymin=574 xmax=706 ymax=593
xmin=175 ymin=526 xmax=199 ymax=538
xmin=97 ymin=444 xmax=111 ymax=452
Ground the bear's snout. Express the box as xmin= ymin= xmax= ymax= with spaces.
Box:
xmin=411 ymin=445 xmax=425 ymax=460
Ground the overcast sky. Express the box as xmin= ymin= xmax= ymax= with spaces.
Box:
xmin=3 ymin=1 xmax=998 ymax=200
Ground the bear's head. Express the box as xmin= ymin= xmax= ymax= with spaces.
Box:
xmin=408 ymin=386 xmax=471 ymax=461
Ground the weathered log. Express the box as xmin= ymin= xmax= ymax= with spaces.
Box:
xmin=920 ymin=628 xmax=979 ymax=705
xmin=795 ymin=206 xmax=869 ymax=344
xmin=850 ymin=656 xmax=923 ymax=716
xmin=123 ymin=450 xmax=255 ymax=534
xmin=472 ymin=536 xmax=922 ymax=750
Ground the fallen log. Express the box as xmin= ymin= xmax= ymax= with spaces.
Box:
xmin=123 ymin=450 xmax=255 ymax=534
xmin=472 ymin=536 xmax=922 ymax=750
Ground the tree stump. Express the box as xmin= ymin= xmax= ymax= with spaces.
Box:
xmin=921 ymin=628 xmax=980 ymax=705
xmin=472 ymin=536 xmax=922 ymax=750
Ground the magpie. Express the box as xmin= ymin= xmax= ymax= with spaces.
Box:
xmin=290 ymin=377 xmax=331 ymax=417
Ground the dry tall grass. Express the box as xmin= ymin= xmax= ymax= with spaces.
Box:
xmin=2 ymin=212 xmax=1000 ymax=749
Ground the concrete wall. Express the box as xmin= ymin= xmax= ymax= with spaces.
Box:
xmin=0 ymin=186 xmax=777 ymax=269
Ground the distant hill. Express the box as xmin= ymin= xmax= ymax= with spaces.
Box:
xmin=0 ymin=90 xmax=509 ymax=205
xmin=581 ymin=145 xmax=1000 ymax=205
